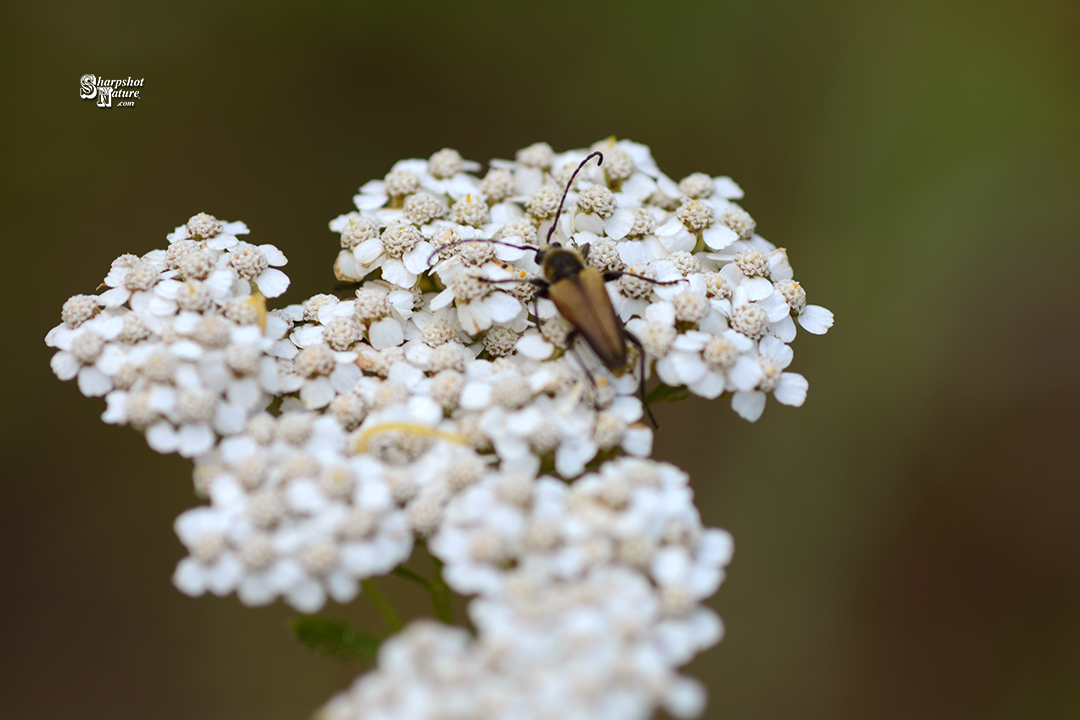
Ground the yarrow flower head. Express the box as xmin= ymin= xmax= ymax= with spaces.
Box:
xmin=47 ymin=140 xmax=833 ymax=720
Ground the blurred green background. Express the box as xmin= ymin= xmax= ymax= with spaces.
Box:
xmin=3 ymin=1 xmax=1079 ymax=718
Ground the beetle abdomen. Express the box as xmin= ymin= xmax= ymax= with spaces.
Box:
xmin=548 ymin=267 xmax=626 ymax=370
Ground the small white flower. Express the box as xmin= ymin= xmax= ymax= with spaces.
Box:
xmin=731 ymin=335 xmax=808 ymax=421
xmin=222 ymin=242 xmax=290 ymax=298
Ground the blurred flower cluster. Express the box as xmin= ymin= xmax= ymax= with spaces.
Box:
xmin=46 ymin=139 xmax=831 ymax=720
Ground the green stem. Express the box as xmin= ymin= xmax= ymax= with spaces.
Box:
xmin=391 ymin=562 xmax=454 ymax=625
xmin=361 ymin=578 xmax=402 ymax=633
xmin=392 ymin=566 xmax=432 ymax=591
xmin=430 ymin=556 xmax=454 ymax=625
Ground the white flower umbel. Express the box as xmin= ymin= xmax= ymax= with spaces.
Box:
xmin=48 ymin=141 xmax=834 ymax=720
xmin=174 ymin=413 xmax=413 ymax=612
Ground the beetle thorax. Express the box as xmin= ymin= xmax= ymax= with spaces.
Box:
xmin=541 ymin=247 xmax=587 ymax=283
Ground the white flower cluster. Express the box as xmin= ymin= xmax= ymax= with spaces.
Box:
xmin=321 ymin=459 xmax=729 ymax=720
xmin=328 ymin=139 xmax=832 ymax=421
xmin=46 ymin=215 xmax=291 ymax=457
xmin=46 ymin=140 xmax=834 ymax=720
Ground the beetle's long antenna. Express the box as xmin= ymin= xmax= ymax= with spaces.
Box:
xmin=546 ymin=151 xmax=604 ymax=246
xmin=426 ymin=238 xmax=539 ymax=267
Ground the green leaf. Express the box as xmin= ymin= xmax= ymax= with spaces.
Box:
xmin=645 ymin=383 xmax=691 ymax=405
xmin=290 ymin=615 xmax=381 ymax=661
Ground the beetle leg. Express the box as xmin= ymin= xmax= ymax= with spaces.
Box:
xmin=477 ymin=277 xmax=547 ymax=288
xmin=475 ymin=277 xmax=547 ymax=328
xmin=602 ymin=271 xmax=687 ymax=287
xmin=564 ymin=330 xmax=597 ymax=388
xmin=623 ymin=329 xmax=659 ymax=429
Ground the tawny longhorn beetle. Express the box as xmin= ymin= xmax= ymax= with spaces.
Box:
xmin=428 ymin=151 xmax=685 ymax=427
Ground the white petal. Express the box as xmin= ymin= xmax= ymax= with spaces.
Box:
xmin=50 ymin=352 xmax=79 ymax=381
xmin=326 ymin=572 xmax=359 ymax=604
xmin=207 ymin=233 xmax=239 ymax=249
xmin=645 ymin=301 xmax=676 ymax=326
xmin=94 ymin=346 xmax=125 ymax=376
xmin=354 ymin=191 xmax=389 ymax=210
xmin=774 ymin=372 xmax=808 ymax=406
xmin=574 ymin=213 xmax=605 ymax=234
xmin=258 ymin=357 xmax=280 ymax=392
xmin=101 ymin=391 xmax=128 ymax=424
xmin=330 ymin=363 xmax=363 ymax=393
xmin=460 ymin=382 xmax=492 ymax=410
xmin=403 ymin=242 xmax=435 ymax=274
xmin=656 ymin=172 xmax=681 ymax=198
xmin=743 ymin=277 xmax=774 ymax=302
xmin=767 ymin=248 xmax=793 ymax=280
xmin=77 ymin=366 xmax=111 ymax=396
xmin=368 ymin=317 xmax=405 ymax=350
xmin=44 ymin=323 xmax=72 ymax=348
xmin=153 ymin=279 xmax=181 ymax=300
xmin=712 ymin=176 xmax=744 ymax=199
xmin=481 ymin=240 xmax=524 ymax=264
xmin=258 ymin=244 xmax=288 ymax=266
xmin=515 ymin=331 xmax=553 ymax=360
xmin=655 ymin=355 xmax=683 ymax=386
xmin=177 ymin=424 xmax=215 ymax=457
xmin=555 ymin=438 xmax=597 ymax=479
xmin=798 ymin=305 xmax=834 ymax=335
xmin=387 ymin=290 xmax=416 ymax=318
xmin=773 ymin=315 xmax=797 ymax=342
xmin=702 ymin=224 xmax=739 ymax=250
xmin=672 ymin=330 xmax=710 ymax=352
xmin=328 ymin=212 xmax=355 ymax=233
xmin=237 ymin=577 xmax=275 ymax=606
xmin=688 ymin=369 xmax=725 ymax=399
xmin=291 ymin=324 xmax=325 ymax=348
xmin=98 ymin=286 xmax=131 ymax=308
xmin=617 ymin=240 xmax=654 ymax=266
xmin=670 ymin=351 xmax=708 ymax=385
xmin=700 ymin=528 xmax=735 ymax=567
xmin=287 ymin=580 xmax=326 ymax=613
xmin=172 ymin=558 xmax=207 ymax=596
xmin=604 ymin=208 xmax=636 ymax=240
xmin=300 ymin=377 xmax=336 ymax=409
xmin=145 ymin=422 xmax=179 ymax=453
xmin=148 ymin=386 xmax=176 ymax=413
xmin=255 ymin=268 xmax=290 ymax=298
xmin=334 ymin=250 xmax=367 ymax=282
xmin=618 ymin=171 xmax=658 ymax=201
xmin=760 ymin=291 xmax=791 ymax=323
xmin=219 ymin=435 xmax=257 ymax=465
xmin=206 ymin=555 xmax=242 ymax=595
xmin=404 ymin=342 xmax=433 ymax=368
xmin=379 ymin=258 xmax=416 ymax=289
xmin=760 ymin=336 xmax=794 ymax=368
xmin=352 ymin=238 xmax=384 ymax=267
xmin=170 ymin=340 xmax=203 ymax=360
xmin=731 ymin=390 xmax=766 ymax=422
xmin=205 ymin=270 xmax=236 ymax=301
xmin=655 ymin=217 xmax=684 ymax=237
xmin=660 ymin=229 xmax=697 ymax=254
xmin=621 ymin=426 xmax=653 ymax=456
xmin=429 ymin=288 xmax=455 ymax=312
xmin=663 ymin=676 xmax=706 ymax=720
xmin=457 ymin=302 xmax=487 ymax=335
xmin=728 ymin=355 xmax=764 ymax=392
xmin=270 ymin=339 xmax=298 ymax=359
xmin=214 ymin=403 xmax=247 ymax=435
xmin=484 ymin=293 xmax=523 ymax=324
xmin=652 ymin=547 xmax=691 ymax=584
